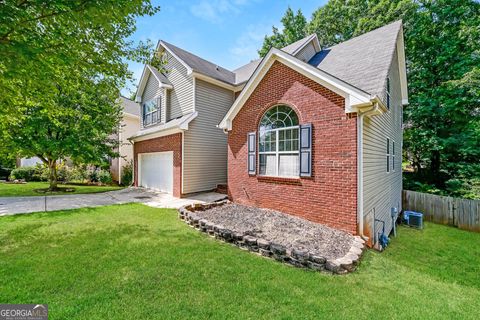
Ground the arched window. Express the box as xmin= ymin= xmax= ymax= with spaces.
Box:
xmin=258 ymin=105 xmax=300 ymax=177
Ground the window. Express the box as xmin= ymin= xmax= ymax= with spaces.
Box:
xmin=386 ymin=77 xmax=391 ymax=109
xmin=386 ymin=138 xmax=390 ymax=173
xmin=143 ymin=97 xmax=161 ymax=127
xmin=258 ymin=105 xmax=299 ymax=177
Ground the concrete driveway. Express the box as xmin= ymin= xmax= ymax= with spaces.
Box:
xmin=0 ymin=187 xmax=227 ymax=216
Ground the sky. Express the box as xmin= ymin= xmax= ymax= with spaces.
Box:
xmin=123 ymin=0 xmax=328 ymax=96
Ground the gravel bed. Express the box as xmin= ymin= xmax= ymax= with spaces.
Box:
xmin=194 ymin=203 xmax=354 ymax=260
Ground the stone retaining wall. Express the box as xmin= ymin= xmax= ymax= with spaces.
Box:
xmin=178 ymin=201 xmax=366 ymax=274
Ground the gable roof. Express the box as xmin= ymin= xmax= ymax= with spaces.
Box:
xmin=219 ymin=47 xmax=375 ymax=130
xmin=135 ymin=64 xmax=172 ymax=102
xmin=160 ymin=40 xmax=236 ymax=85
xmin=234 ymin=34 xmax=320 ymax=84
xmin=158 ymin=34 xmax=321 ymax=86
xmin=282 ymin=33 xmax=319 ymax=55
xmin=219 ymin=21 xmax=407 ymax=130
xmin=309 ymin=20 xmax=403 ymax=99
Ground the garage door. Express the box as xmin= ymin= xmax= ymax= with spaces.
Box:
xmin=139 ymin=152 xmax=174 ymax=194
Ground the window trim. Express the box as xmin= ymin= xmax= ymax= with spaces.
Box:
xmin=142 ymin=96 xmax=161 ymax=127
xmin=258 ymin=125 xmax=300 ymax=178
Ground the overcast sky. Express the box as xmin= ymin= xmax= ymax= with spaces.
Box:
xmin=123 ymin=0 xmax=327 ymax=96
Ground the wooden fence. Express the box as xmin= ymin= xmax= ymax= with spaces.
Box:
xmin=403 ymin=190 xmax=480 ymax=232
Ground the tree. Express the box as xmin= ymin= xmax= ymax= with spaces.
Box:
xmin=258 ymin=7 xmax=307 ymax=57
xmin=0 ymin=0 xmax=160 ymax=190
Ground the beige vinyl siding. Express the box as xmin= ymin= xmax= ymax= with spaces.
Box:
xmin=362 ymin=48 xmax=403 ymax=245
xmin=118 ymin=115 xmax=141 ymax=184
xmin=183 ymin=79 xmax=234 ymax=194
xmin=164 ymin=51 xmax=194 ymax=121
xmin=295 ymin=42 xmax=317 ymax=63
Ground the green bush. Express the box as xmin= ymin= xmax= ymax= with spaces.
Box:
xmin=120 ymin=162 xmax=133 ymax=186
xmin=98 ymin=169 xmax=113 ymax=185
xmin=10 ymin=166 xmax=45 ymax=181
xmin=69 ymin=166 xmax=88 ymax=182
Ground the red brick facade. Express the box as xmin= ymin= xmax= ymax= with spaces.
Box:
xmin=228 ymin=61 xmax=358 ymax=234
xmin=133 ymin=133 xmax=182 ymax=198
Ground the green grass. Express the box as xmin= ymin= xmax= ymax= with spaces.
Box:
xmin=0 ymin=204 xmax=479 ymax=319
xmin=0 ymin=181 xmax=123 ymax=197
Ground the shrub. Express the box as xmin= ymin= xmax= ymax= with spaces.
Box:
xmin=87 ymin=167 xmax=99 ymax=182
xmin=69 ymin=166 xmax=88 ymax=183
xmin=120 ymin=162 xmax=133 ymax=186
xmin=98 ymin=169 xmax=113 ymax=185
xmin=10 ymin=166 xmax=45 ymax=181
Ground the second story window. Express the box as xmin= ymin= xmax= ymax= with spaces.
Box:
xmin=386 ymin=77 xmax=391 ymax=109
xmin=143 ymin=97 xmax=161 ymax=127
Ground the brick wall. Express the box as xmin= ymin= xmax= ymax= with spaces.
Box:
xmin=228 ymin=61 xmax=358 ymax=234
xmin=133 ymin=133 xmax=182 ymax=198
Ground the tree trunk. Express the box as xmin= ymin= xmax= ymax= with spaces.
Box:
xmin=48 ymin=159 xmax=58 ymax=191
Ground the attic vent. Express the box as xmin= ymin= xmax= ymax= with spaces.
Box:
xmin=215 ymin=66 xmax=219 ymax=71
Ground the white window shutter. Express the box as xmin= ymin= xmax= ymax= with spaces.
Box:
xmin=248 ymin=132 xmax=256 ymax=175
xmin=299 ymin=123 xmax=312 ymax=177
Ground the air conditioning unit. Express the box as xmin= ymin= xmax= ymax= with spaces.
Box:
xmin=403 ymin=211 xmax=423 ymax=229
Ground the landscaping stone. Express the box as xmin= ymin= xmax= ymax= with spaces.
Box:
xmin=257 ymin=238 xmax=270 ymax=250
xmin=178 ymin=202 xmax=366 ymax=275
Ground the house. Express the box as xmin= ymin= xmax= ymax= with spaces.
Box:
xmin=109 ymin=97 xmax=141 ymax=184
xmin=130 ymin=34 xmax=324 ymax=197
xmin=219 ymin=21 xmax=406 ymax=248
xmin=132 ymin=21 xmax=406 ymax=248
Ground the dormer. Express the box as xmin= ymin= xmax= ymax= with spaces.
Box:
xmin=135 ymin=64 xmax=173 ymax=128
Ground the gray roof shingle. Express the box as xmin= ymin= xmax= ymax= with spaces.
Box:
xmin=309 ymin=20 xmax=402 ymax=97
xmin=120 ymin=96 xmax=140 ymax=117
xmin=161 ymin=40 xmax=236 ymax=85
xmin=148 ymin=64 xmax=172 ymax=86
xmin=281 ymin=34 xmax=317 ymax=55
xmin=157 ymin=21 xmax=401 ymax=93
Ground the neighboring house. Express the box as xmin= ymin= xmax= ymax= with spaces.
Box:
xmin=130 ymin=34 xmax=319 ymax=197
xmin=110 ymin=97 xmax=141 ymax=184
xmin=219 ymin=21 xmax=407 ymax=248
xmin=17 ymin=157 xmax=43 ymax=167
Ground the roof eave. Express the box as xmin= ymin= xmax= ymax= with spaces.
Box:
xmin=219 ymin=48 xmax=372 ymax=130
xmin=129 ymin=111 xmax=198 ymax=142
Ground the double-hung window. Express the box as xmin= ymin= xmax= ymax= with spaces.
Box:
xmin=258 ymin=105 xmax=300 ymax=177
xmin=143 ymin=97 xmax=161 ymax=127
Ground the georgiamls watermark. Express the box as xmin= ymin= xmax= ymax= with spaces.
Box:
xmin=0 ymin=304 xmax=48 ymax=320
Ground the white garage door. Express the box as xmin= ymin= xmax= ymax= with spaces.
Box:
xmin=139 ymin=152 xmax=174 ymax=194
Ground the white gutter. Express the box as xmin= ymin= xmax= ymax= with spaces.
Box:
xmin=357 ymin=103 xmax=380 ymax=240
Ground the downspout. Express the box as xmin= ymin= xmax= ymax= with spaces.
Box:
xmin=357 ymin=103 xmax=380 ymax=240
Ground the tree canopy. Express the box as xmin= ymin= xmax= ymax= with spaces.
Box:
xmin=258 ymin=7 xmax=307 ymax=57
xmin=0 ymin=0 xmax=160 ymax=189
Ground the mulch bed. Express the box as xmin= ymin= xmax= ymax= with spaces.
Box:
xmin=193 ymin=203 xmax=355 ymax=260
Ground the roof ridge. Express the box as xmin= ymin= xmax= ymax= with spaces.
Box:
xmin=160 ymin=40 xmax=235 ymax=75
xmin=324 ymin=20 xmax=402 ymax=50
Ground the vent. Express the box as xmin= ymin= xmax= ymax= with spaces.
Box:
xmin=403 ymin=211 xmax=423 ymax=229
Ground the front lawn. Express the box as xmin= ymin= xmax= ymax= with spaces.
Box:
xmin=0 ymin=204 xmax=479 ymax=319
xmin=0 ymin=181 xmax=123 ymax=197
